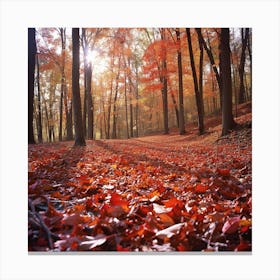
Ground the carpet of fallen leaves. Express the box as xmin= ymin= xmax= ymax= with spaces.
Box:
xmin=28 ymin=114 xmax=252 ymax=252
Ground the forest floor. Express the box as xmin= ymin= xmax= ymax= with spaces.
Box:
xmin=28 ymin=104 xmax=252 ymax=252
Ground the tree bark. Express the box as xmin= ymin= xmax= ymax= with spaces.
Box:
xmin=59 ymin=28 xmax=66 ymax=141
xmin=42 ymin=92 xmax=49 ymax=142
xmin=36 ymin=53 xmax=43 ymax=143
xmin=175 ymin=28 xmax=186 ymax=135
xmin=66 ymin=98 xmax=73 ymax=140
xmin=220 ymin=28 xmax=236 ymax=136
xmin=247 ymin=29 xmax=252 ymax=101
xmin=28 ymin=28 xmax=37 ymax=144
xmin=124 ymin=74 xmax=129 ymax=138
xmin=238 ymin=28 xmax=249 ymax=104
xmin=82 ymin=29 xmax=88 ymax=138
xmin=87 ymin=62 xmax=93 ymax=139
xmin=198 ymin=29 xmax=204 ymax=118
xmin=160 ymin=28 xmax=169 ymax=134
xmin=186 ymin=28 xmax=205 ymax=135
xmin=106 ymin=54 xmax=115 ymax=139
xmin=112 ymin=55 xmax=121 ymax=139
xmin=166 ymin=77 xmax=179 ymax=128
xmin=72 ymin=28 xmax=86 ymax=146
xmin=129 ymin=82 xmax=134 ymax=138
xmin=48 ymin=79 xmax=55 ymax=142
xmin=135 ymin=62 xmax=139 ymax=137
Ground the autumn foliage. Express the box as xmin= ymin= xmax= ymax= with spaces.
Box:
xmin=28 ymin=110 xmax=252 ymax=252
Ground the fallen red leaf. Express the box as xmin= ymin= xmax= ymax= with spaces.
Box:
xmin=194 ymin=184 xmax=208 ymax=194
xmin=222 ymin=216 xmax=240 ymax=234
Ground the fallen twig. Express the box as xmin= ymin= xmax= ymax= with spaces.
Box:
xmin=28 ymin=198 xmax=54 ymax=249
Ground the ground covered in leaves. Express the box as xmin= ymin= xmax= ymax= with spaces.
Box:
xmin=28 ymin=113 xmax=252 ymax=252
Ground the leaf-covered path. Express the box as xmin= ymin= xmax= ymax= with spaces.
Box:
xmin=28 ymin=114 xmax=252 ymax=252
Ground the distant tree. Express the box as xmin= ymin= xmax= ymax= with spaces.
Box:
xmin=175 ymin=28 xmax=185 ymax=135
xmin=58 ymin=27 xmax=66 ymax=141
xmin=28 ymin=28 xmax=37 ymax=144
xmin=81 ymin=28 xmax=94 ymax=140
xmin=220 ymin=28 xmax=236 ymax=136
xmin=238 ymin=28 xmax=249 ymax=104
xmin=186 ymin=28 xmax=205 ymax=135
xmin=36 ymin=53 xmax=43 ymax=143
xmin=72 ymin=28 xmax=86 ymax=146
xmin=196 ymin=28 xmax=222 ymax=107
xmin=160 ymin=28 xmax=169 ymax=134
xmin=143 ymin=28 xmax=169 ymax=134
xmin=112 ymin=54 xmax=121 ymax=139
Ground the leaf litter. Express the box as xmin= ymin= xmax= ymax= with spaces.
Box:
xmin=28 ymin=114 xmax=252 ymax=252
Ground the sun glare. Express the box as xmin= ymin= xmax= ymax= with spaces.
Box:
xmin=87 ymin=49 xmax=108 ymax=75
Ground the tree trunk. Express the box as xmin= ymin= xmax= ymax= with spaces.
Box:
xmin=161 ymin=68 xmax=169 ymax=134
xmin=87 ymin=63 xmax=93 ymax=139
xmin=83 ymin=69 xmax=87 ymax=137
xmin=186 ymin=28 xmax=205 ymax=135
xmin=72 ymin=28 xmax=86 ymax=146
xmin=28 ymin=28 xmax=36 ymax=144
xmin=220 ymin=28 xmax=236 ymax=136
xmin=124 ymin=75 xmax=129 ymax=138
xmin=49 ymin=77 xmax=56 ymax=142
xmin=167 ymin=79 xmax=179 ymax=127
xmin=66 ymin=98 xmax=73 ymax=140
xmin=135 ymin=63 xmax=139 ymax=137
xmin=59 ymin=80 xmax=64 ymax=141
xmin=160 ymin=29 xmax=169 ymax=135
xmin=58 ymin=28 xmax=66 ymax=141
xmin=238 ymin=28 xmax=249 ymax=104
xmin=247 ymin=29 xmax=252 ymax=101
xmin=176 ymin=28 xmax=186 ymax=135
xmin=36 ymin=53 xmax=43 ymax=143
xmin=106 ymin=54 xmax=115 ymax=139
xmin=198 ymin=29 xmax=204 ymax=118
xmin=106 ymin=79 xmax=113 ymax=139
xmin=196 ymin=28 xmax=222 ymax=107
xmin=82 ymin=29 xmax=88 ymax=138
xmin=231 ymin=51 xmax=238 ymax=117
xmin=101 ymin=94 xmax=107 ymax=139
xmin=129 ymin=91 xmax=134 ymax=138
xmin=112 ymin=55 xmax=121 ymax=139
xmin=42 ymin=93 xmax=49 ymax=142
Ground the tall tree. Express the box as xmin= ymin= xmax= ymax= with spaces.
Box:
xmin=36 ymin=53 xmax=43 ymax=143
xmin=186 ymin=28 xmax=205 ymax=135
xmin=196 ymin=28 xmax=222 ymax=107
xmin=134 ymin=60 xmax=139 ymax=137
xmin=198 ymin=29 xmax=204 ymax=115
xmin=28 ymin=28 xmax=37 ymax=144
xmin=238 ymin=28 xmax=249 ymax=104
xmin=112 ymin=54 xmax=121 ymax=139
xmin=82 ymin=28 xmax=94 ymax=139
xmin=82 ymin=28 xmax=88 ymax=138
xmin=66 ymin=95 xmax=73 ymax=140
xmin=160 ymin=28 xmax=169 ymax=134
xmin=124 ymin=73 xmax=129 ymax=138
xmin=175 ymin=28 xmax=185 ymax=135
xmin=86 ymin=62 xmax=94 ymax=139
xmin=58 ymin=28 xmax=66 ymax=141
xmin=220 ymin=28 xmax=236 ymax=136
xmin=143 ymin=28 xmax=169 ymax=135
xmin=72 ymin=28 xmax=86 ymax=146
